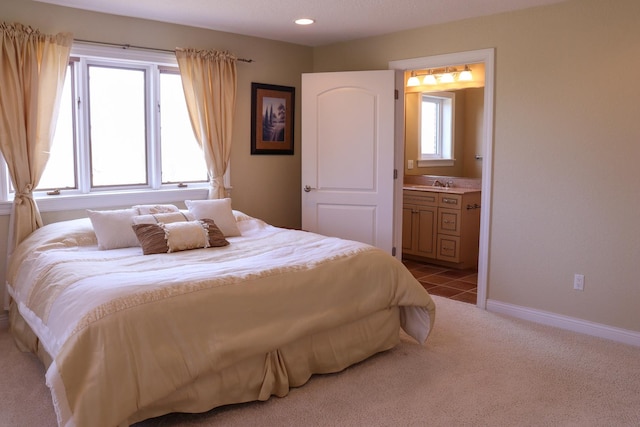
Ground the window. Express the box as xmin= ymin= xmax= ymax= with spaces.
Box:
xmin=419 ymin=92 xmax=455 ymax=166
xmin=38 ymin=65 xmax=76 ymax=190
xmin=2 ymin=43 xmax=209 ymax=213
xmin=88 ymin=64 xmax=148 ymax=187
xmin=159 ymin=70 xmax=208 ymax=184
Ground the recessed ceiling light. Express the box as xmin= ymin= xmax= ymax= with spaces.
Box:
xmin=294 ymin=18 xmax=315 ymax=26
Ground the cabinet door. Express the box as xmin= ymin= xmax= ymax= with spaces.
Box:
xmin=416 ymin=206 xmax=437 ymax=258
xmin=402 ymin=205 xmax=415 ymax=252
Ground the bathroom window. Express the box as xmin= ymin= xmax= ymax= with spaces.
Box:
xmin=418 ymin=92 xmax=454 ymax=167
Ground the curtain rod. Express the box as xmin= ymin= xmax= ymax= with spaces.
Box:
xmin=74 ymin=38 xmax=254 ymax=63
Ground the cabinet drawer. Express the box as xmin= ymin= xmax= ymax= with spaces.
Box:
xmin=437 ymin=235 xmax=460 ymax=262
xmin=438 ymin=193 xmax=462 ymax=209
xmin=404 ymin=190 xmax=438 ymax=207
xmin=438 ymin=208 xmax=461 ymax=236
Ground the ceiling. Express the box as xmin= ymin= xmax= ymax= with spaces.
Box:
xmin=36 ymin=0 xmax=567 ymax=47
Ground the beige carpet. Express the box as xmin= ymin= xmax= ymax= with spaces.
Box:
xmin=1 ymin=296 xmax=639 ymax=427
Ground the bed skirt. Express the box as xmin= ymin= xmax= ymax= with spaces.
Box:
xmin=10 ymin=302 xmax=401 ymax=426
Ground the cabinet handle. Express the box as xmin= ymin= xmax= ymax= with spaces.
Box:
xmin=443 ymin=220 xmax=454 ymax=224
xmin=442 ymin=198 xmax=457 ymax=204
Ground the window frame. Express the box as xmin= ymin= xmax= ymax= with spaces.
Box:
xmin=417 ymin=91 xmax=455 ymax=167
xmin=0 ymin=43 xmax=220 ymax=215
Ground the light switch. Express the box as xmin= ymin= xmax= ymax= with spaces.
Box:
xmin=408 ymin=160 xmax=414 ymax=169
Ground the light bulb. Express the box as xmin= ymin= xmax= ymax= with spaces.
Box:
xmin=459 ymin=66 xmax=473 ymax=81
xmin=440 ymin=73 xmax=454 ymax=83
xmin=407 ymin=76 xmax=420 ymax=86
xmin=423 ymin=74 xmax=437 ymax=85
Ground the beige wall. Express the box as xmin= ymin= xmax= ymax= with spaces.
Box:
xmin=462 ymin=88 xmax=483 ymax=179
xmin=314 ymin=0 xmax=640 ymax=332
xmin=0 ymin=0 xmax=313 ymax=300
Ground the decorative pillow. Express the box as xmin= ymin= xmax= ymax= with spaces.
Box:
xmin=87 ymin=208 xmax=140 ymax=250
xmin=184 ymin=198 xmax=241 ymax=237
xmin=132 ymin=218 xmax=229 ymax=255
xmin=133 ymin=204 xmax=180 ymax=215
xmin=132 ymin=210 xmax=194 ymax=225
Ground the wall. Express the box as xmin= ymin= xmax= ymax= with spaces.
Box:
xmin=462 ymin=88 xmax=483 ymax=178
xmin=0 ymin=0 xmax=313 ymax=303
xmin=314 ymin=0 xmax=640 ymax=332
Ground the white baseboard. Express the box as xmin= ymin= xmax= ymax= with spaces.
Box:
xmin=486 ymin=299 xmax=640 ymax=348
xmin=0 ymin=312 xmax=8 ymax=330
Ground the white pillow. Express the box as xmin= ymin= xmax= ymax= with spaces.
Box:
xmin=87 ymin=208 xmax=140 ymax=250
xmin=132 ymin=204 xmax=179 ymax=215
xmin=184 ymin=198 xmax=241 ymax=237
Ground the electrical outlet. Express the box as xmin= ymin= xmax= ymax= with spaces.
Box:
xmin=408 ymin=160 xmax=414 ymax=169
xmin=573 ymin=274 xmax=584 ymax=291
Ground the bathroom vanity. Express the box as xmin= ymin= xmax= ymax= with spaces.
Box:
xmin=402 ymin=185 xmax=481 ymax=269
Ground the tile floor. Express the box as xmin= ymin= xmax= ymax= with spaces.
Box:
xmin=402 ymin=258 xmax=477 ymax=304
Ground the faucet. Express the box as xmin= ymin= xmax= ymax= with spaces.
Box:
xmin=433 ymin=179 xmax=454 ymax=188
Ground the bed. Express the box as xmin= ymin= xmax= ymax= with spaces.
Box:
xmin=6 ymin=200 xmax=436 ymax=427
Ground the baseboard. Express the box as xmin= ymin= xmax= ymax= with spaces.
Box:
xmin=486 ymin=299 xmax=640 ymax=348
xmin=0 ymin=312 xmax=8 ymax=330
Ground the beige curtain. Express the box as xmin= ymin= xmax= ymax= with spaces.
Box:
xmin=175 ymin=48 xmax=237 ymax=199
xmin=0 ymin=22 xmax=72 ymax=253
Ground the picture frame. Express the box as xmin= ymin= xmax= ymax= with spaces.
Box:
xmin=251 ymin=82 xmax=295 ymax=155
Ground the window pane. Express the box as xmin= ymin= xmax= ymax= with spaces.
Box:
xmin=421 ymin=98 xmax=438 ymax=156
xmin=159 ymin=72 xmax=207 ymax=183
xmin=89 ymin=66 xmax=147 ymax=187
xmin=38 ymin=65 xmax=76 ymax=190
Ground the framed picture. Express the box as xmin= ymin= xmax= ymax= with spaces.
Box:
xmin=251 ymin=82 xmax=295 ymax=155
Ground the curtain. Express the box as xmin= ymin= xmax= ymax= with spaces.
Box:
xmin=175 ymin=48 xmax=237 ymax=199
xmin=0 ymin=22 xmax=72 ymax=254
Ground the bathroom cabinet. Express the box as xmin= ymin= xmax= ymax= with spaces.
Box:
xmin=403 ymin=188 xmax=481 ymax=269
xmin=402 ymin=191 xmax=438 ymax=259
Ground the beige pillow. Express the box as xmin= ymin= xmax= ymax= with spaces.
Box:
xmin=132 ymin=219 xmax=229 ymax=255
xmin=132 ymin=211 xmax=194 ymax=225
xmin=88 ymin=208 xmax=139 ymax=250
xmin=184 ymin=198 xmax=241 ymax=237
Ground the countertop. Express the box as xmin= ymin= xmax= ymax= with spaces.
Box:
xmin=403 ymin=185 xmax=481 ymax=195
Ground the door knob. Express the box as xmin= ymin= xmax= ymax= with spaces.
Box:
xmin=303 ymin=185 xmax=316 ymax=192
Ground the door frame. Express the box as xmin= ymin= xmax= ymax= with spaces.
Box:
xmin=389 ymin=48 xmax=495 ymax=309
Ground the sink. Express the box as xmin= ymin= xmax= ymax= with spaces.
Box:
xmin=403 ymin=184 xmax=479 ymax=194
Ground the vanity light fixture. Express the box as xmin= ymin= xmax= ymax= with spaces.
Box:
xmin=439 ymin=68 xmax=455 ymax=83
xmin=423 ymin=71 xmax=437 ymax=85
xmin=407 ymin=71 xmax=420 ymax=87
xmin=458 ymin=65 xmax=473 ymax=81
xmin=295 ymin=18 xmax=315 ymax=25
xmin=407 ymin=65 xmax=473 ymax=86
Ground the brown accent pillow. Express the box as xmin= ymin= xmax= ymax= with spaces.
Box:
xmin=132 ymin=218 xmax=229 ymax=255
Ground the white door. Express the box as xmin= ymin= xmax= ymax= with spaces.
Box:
xmin=301 ymin=70 xmax=397 ymax=254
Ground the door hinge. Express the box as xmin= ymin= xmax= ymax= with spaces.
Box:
xmin=394 ymin=169 xmax=398 ymax=179
xmin=392 ymin=247 xmax=397 ymax=256
xmin=394 ymin=89 xmax=399 ymax=100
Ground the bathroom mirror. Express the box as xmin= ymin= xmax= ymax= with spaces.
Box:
xmin=404 ymin=63 xmax=485 ymax=179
